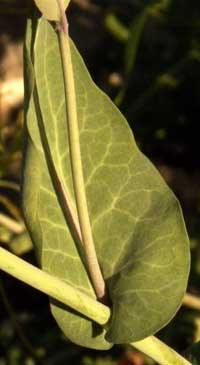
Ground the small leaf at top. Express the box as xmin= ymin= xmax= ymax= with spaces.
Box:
xmin=34 ymin=0 xmax=70 ymax=20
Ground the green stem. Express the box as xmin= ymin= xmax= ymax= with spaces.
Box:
xmin=104 ymin=13 xmax=129 ymax=43
xmin=0 ymin=247 xmax=191 ymax=365
xmin=0 ymin=180 xmax=20 ymax=191
xmin=33 ymin=85 xmax=83 ymax=255
xmin=183 ymin=292 xmax=200 ymax=311
xmin=0 ymin=247 xmax=109 ymax=325
xmin=132 ymin=336 xmax=191 ymax=365
xmin=0 ymin=213 xmax=24 ymax=234
xmin=56 ymin=0 xmax=107 ymax=302
xmin=0 ymin=194 xmax=22 ymax=221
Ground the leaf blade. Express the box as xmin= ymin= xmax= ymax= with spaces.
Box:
xmin=23 ymin=18 xmax=111 ymax=350
xmin=23 ymin=17 xmax=190 ymax=348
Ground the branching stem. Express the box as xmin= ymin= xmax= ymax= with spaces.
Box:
xmin=0 ymin=247 xmax=192 ymax=365
xmin=56 ymin=0 xmax=107 ymax=302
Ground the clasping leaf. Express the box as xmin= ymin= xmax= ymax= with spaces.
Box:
xmin=23 ymin=17 xmax=190 ymax=349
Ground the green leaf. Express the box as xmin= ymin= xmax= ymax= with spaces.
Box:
xmin=23 ymin=19 xmax=111 ymax=350
xmin=23 ymin=18 xmax=190 ymax=349
xmin=33 ymin=0 xmax=70 ymax=20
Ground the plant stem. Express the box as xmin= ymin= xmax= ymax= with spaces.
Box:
xmin=0 ymin=213 xmax=24 ymax=234
xmin=132 ymin=336 xmax=191 ymax=365
xmin=56 ymin=0 xmax=107 ymax=302
xmin=0 ymin=247 xmax=191 ymax=365
xmin=0 ymin=180 xmax=20 ymax=191
xmin=183 ymin=292 xmax=200 ymax=311
xmin=104 ymin=13 xmax=129 ymax=43
xmin=0 ymin=247 xmax=109 ymax=325
xmin=0 ymin=194 xmax=22 ymax=221
xmin=33 ymin=85 xmax=82 ymax=248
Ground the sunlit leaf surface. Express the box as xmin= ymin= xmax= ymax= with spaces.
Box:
xmin=23 ymin=18 xmax=190 ymax=349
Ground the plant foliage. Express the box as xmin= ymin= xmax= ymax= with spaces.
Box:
xmin=22 ymin=12 xmax=190 ymax=350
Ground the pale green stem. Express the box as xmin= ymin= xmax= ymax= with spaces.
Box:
xmin=0 ymin=213 xmax=24 ymax=234
xmin=132 ymin=337 xmax=191 ymax=365
xmin=33 ymin=86 xmax=83 ymax=249
xmin=183 ymin=292 xmax=200 ymax=311
xmin=104 ymin=13 xmax=129 ymax=43
xmin=0 ymin=247 xmax=109 ymax=325
xmin=0 ymin=180 xmax=20 ymax=191
xmin=0 ymin=194 xmax=22 ymax=221
xmin=0 ymin=247 xmax=192 ymax=365
xmin=56 ymin=0 xmax=106 ymax=301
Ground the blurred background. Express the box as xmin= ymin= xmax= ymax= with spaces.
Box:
xmin=0 ymin=0 xmax=200 ymax=364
